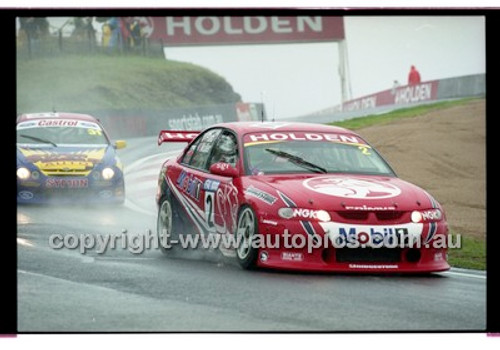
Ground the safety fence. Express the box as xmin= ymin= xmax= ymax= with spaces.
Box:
xmin=80 ymin=102 xmax=266 ymax=139
xmin=17 ymin=17 xmax=165 ymax=60
xmin=289 ymin=73 xmax=486 ymax=123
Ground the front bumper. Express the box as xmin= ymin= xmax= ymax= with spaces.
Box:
xmin=254 ymin=218 xmax=450 ymax=273
xmin=17 ymin=176 xmax=125 ymax=204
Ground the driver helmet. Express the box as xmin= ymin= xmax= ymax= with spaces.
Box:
xmin=216 ymin=134 xmax=237 ymax=164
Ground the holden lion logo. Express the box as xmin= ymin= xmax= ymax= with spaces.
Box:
xmin=303 ymin=176 xmax=401 ymax=199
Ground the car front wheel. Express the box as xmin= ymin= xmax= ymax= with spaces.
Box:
xmin=235 ymin=205 xmax=259 ymax=269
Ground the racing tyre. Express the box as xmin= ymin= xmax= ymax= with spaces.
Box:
xmin=157 ymin=192 xmax=181 ymax=256
xmin=235 ymin=205 xmax=259 ymax=269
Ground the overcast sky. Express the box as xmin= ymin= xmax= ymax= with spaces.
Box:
xmin=33 ymin=15 xmax=485 ymax=119
xmin=164 ymin=16 xmax=485 ymax=119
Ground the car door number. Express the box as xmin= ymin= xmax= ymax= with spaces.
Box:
xmin=204 ymin=191 xmax=215 ymax=230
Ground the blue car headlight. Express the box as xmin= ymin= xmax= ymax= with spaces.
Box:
xmin=102 ymin=167 xmax=115 ymax=180
xmin=17 ymin=167 xmax=31 ymax=180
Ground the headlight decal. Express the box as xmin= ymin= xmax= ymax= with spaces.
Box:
xmin=277 ymin=190 xmax=297 ymax=208
xmin=424 ymin=222 xmax=438 ymax=245
xmin=424 ymin=190 xmax=439 ymax=209
xmin=276 ymin=190 xmax=322 ymax=243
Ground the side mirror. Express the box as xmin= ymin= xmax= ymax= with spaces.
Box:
xmin=209 ymin=162 xmax=239 ymax=178
xmin=114 ymin=140 xmax=127 ymax=149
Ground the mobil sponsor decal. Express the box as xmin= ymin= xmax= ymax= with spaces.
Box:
xmin=318 ymin=222 xmax=424 ymax=247
xmin=337 ymin=226 xmax=408 ymax=246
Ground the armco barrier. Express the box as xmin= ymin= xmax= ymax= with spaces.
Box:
xmin=80 ymin=102 xmax=265 ymax=139
xmin=288 ymin=73 xmax=485 ymax=124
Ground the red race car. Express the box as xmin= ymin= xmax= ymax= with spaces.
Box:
xmin=156 ymin=122 xmax=450 ymax=273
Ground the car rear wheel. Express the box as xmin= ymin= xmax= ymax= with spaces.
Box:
xmin=235 ymin=206 xmax=258 ymax=269
xmin=157 ymin=194 xmax=180 ymax=255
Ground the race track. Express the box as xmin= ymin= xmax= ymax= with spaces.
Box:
xmin=17 ymin=137 xmax=486 ymax=332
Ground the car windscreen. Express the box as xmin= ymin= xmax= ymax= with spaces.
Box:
xmin=243 ymin=131 xmax=394 ymax=176
xmin=17 ymin=120 xmax=109 ymax=146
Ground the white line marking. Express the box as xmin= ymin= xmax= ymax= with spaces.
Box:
xmin=123 ymin=151 xmax=181 ymax=215
xmin=124 ymin=198 xmax=156 ymax=217
xmin=126 ymin=181 xmax=157 ymax=193
xmin=441 ymin=271 xmax=486 ymax=280
xmin=94 ymin=257 xmax=157 ymax=260
xmin=17 ymin=238 xmax=34 ymax=247
xmin=125 ymin=151 xmax=179 ymax=175
xmin=126 ymin=169 xmax=162 ymax=180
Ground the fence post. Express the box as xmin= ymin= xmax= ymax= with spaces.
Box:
xmin=87 ymin=28 xmax=92 ymax=53
xmin=26 ymin=32 xmax=32 ymax=59
xmin=58 ymin=29 xmax=63 ymax=52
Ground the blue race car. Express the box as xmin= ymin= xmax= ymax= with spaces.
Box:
xmin=17 ymin=112 xmax=126 ymax=204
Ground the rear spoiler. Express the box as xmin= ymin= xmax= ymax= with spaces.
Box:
xmin=158 ymin=130 xmax=200 ymax=145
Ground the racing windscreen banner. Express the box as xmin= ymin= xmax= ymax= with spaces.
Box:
xmin=146 ymin=16 xmax=345 ymax=46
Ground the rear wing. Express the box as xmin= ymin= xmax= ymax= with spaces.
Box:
xmin=158 ymin=130 xmax=200 ymax=145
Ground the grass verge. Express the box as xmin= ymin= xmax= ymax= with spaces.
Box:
xmin=17 ymin=55 xmax=241 ymax=113
xmin=447 ymin=234 xmax=486 ymax=270
xmin=328 ymin=98 xmax=486 ymax=270
xmin=329 ymin=98 xmax=480 ymax=130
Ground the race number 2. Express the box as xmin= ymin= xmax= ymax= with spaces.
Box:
xmin=204 ymin=191 xmax=215 ymax=230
